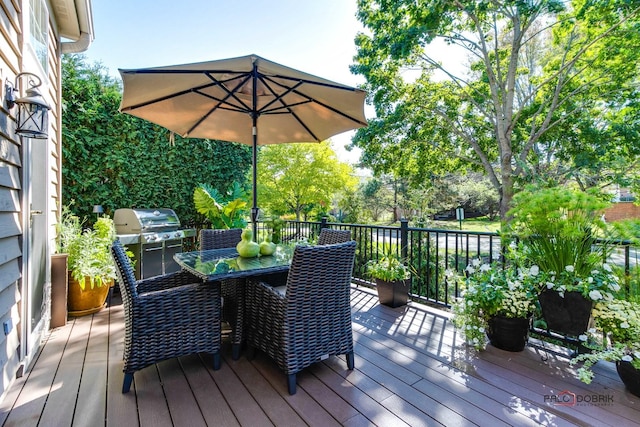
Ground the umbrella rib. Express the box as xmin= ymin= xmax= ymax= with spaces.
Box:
xmin=254 ymin=76 xmax=320 ymax=140
xmin=260 ymin=74 xmax=367 ymax=126
xmin=186 ymin=73 xmax=255 ymax=136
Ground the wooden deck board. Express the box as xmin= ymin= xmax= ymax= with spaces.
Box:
xmin=0 ymin=286 xmax=638 ymax=426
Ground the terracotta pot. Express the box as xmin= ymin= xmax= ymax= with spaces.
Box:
xmin=486 ymin=315 xmax=531 ymax=352
xmin=538 ymin=290 xmax=593 ymax=336
xmin=616 ymin=361 xmax=640 ymax=398
xmin=375 ymin=278 xmax=409 ymax=308
xmin=67 ymin=273 xmax=112 ymax=316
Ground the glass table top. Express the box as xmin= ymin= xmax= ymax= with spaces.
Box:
xmin=174 ymin=244 xmax=295 ymax=280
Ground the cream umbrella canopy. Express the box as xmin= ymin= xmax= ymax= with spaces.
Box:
xmin=119 ymin=54 xmax=367 ymax=238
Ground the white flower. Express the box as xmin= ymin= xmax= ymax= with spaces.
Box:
xmin=466 ymin=265 xmax=476 ymax=274
xmin=620 ymin=321 xmax=630 ymax=329
xmin=622 ymin=355 xmax=633 ymax=362
xmin=588 ymin=328 xmax=597 ymax=334
xmin=445 ymin=269 xmax=454 ymax=278
xmin=578 ymin=334 xmax=588 ymax=342
xmin=546 ymin=282 xmax=554 ymax=289
xmin=492 ymin=252 xmax=501 ymax=260
xmin=609 ymin=282 xmax=620 ymax=292
xmin=603 ymin=263 xmax=612 ymax=272
xmin=587 ymin=277 xmax=593 ymax=284
xmin=565 ymin=265 xmax=575 ymax=273
xmin=480 ymin=263 xmax=491 ymax=272
xmin=529 ymin=265 xmax=539 ymax=276
xmin=472 ymin=258 xmax=481 ymax=267
xmin=589 ymin=290 xmax=603 ymax=300
xmin=633 ymin=352 xmax=640 ymax=359
xmin=478 ymin=327 xmax=485 ymax=333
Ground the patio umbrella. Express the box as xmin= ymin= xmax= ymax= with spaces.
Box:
xmin=119 ymin=54 xmax=367 ymax=238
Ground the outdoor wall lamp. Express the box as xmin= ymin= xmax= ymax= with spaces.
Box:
xmin=4 ymin=72 xmax=51 ymax=139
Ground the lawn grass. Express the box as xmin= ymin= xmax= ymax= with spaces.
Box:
xmin=429 ymin=217 xmax=501 ymax=233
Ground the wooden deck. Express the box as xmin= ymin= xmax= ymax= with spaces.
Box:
xmin=0 ymin=286 xmax=638 ymax=426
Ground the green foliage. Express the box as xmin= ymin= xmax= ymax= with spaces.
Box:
xmin=60 ymin=208 xmax=116 ymax=290
xmin=193 ymin=182 xmax=249 ymax=229
xmin=360 ymin=178 xmax=394 ymax=222
xmin=571 ymin=299 xmax=640 ymax=383
xmin=56 ymin=204 xmax=82 ymax=254
xmin=256 ymin=142 xmax=357 ymax=220
xmin=451 ymin=260 xmax=541 ymax=350
xmin=352 ymin=1 xmax=640 ymax=221
xmin=366 ymin=253 xmax=410 ymax=282
xmin=61 ymin=54 xmax=252 ymax=224
xmin=264 ymin=217 xmax=285 ymax=244
xmin=507 ymin=186 xmax=611 ymax=276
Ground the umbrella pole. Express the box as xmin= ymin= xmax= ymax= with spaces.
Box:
xmin=251 ymin=130 xmax=259 ymax=241
xmin=250 ymin=61 xmax=259 ymax=241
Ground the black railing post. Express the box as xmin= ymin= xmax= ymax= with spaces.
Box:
xmin=400 ymin=218 xmax=409 ymax=261
xmin=321 ymin=216 xmax=328 ymax=229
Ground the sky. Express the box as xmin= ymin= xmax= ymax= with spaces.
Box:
xmin=84 ymin=0 xmax=368 ymax=165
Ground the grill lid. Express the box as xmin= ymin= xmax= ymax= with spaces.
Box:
xmin=114 ymin=208 xmax=181 ymax=234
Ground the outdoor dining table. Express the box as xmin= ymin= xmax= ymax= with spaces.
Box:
xmin=174 ymin=245 xmax=294 ymax=359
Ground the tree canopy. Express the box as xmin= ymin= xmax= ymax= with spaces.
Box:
xmin=256 ymin=142 xmax=358 ymax=220
xmin=61 ymin=55 xmax=252 ymax=225
xmin=352 ymin=0 xmax=640 ymax=221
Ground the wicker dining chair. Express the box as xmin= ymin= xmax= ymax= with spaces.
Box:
xmin=244 ymin=240 xmax=357 ymax=395
xmin=111 ymin=240 xmax=222 ymax=393
xmin=199 ymin=228 xmax=245 ymax=359
xmin=317 ymin=229 xmax=351 ymax=245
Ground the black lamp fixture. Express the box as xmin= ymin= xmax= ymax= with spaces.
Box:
xmin=5 ymin=72 xmax=51 ymax=139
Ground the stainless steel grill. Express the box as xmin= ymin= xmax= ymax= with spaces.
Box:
xmin=114 ymin=208 xmax=196 ymax=280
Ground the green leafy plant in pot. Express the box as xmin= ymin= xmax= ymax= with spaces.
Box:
xmin=451 ymin=258 xmax=542 ymax=351
xmin=507 ymin=185 xmax=614 ymax=337
xmin=366 ymin=253 xmax=411 ymax=307
xmin=61 ymin=209 xmax=117 ymax=316
xmin=571 ymin=299 xmax=640 ymax=397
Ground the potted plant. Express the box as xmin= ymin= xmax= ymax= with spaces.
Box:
xmin=366 ymin=254 xmax=411 ymax=307
xmin=50 ymin=205 xmax=83 ymax=327
xmin=507 ymin=186 xmax=615 ymax=337
xmin=64 ymin=212 xmax=117 ymax=316
xmin=451 ymin=258 xmax=541 ymax=351
xmin=571 ymin=299 xmax=640 ymax=397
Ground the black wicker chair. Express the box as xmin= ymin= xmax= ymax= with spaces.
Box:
xmin=318 ymin=229 xmax=351 ymax=245
xmin=244 ymin=240 xmax=357 ymax=395
xmin=111 ymin=240 xmax=222 ymax=393
xmin=199 ymin=228 xmax=245 ymax=359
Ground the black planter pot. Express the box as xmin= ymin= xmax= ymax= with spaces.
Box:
xmin=616 ymin=361 xmax=640 ymax=398
xmin=486 ymin=315 xmax=531 ymax=352
xmin=538 ymin=290 xmax=593 ymax=336
xmin=375 ymin=278 xmax=409 ymax=308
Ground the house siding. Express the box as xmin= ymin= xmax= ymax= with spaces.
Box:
xmin=0 ymin=0 xmax=25 ymax=402
xmin=0 ymin=0 xmax=64 ymax=401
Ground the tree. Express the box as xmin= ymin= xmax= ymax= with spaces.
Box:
xmin=361 ymin=178 xmax=395 ymax=222
xmin=352 ymin=0 xmax=640 ymax=222
xmin=256 ymin=142 xmax=358 ymax=220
